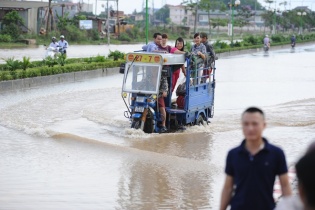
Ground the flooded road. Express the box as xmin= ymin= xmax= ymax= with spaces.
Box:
xmin=1 ymin=45 xmax=315 ymax=209
xmin=0 ymin=44 xmax=145 ymax=63
xmin=0 ymin=43 xmax=181 ymax=63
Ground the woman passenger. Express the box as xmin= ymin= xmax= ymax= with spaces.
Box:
xmin=190 ymin=33 xmax=206 ymax=84
xmin=170 ymin=37 xmax=186 ymax=92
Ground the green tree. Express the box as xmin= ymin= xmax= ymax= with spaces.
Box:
xmin=1 ymin=11 xmax=25 ymax=40
xmin=236 ymin=5 xmax=255 ymax=33
xmin=222 ymin=0 xmax=263 ymax=10
xmin=199 ymin=0 xmax=226 ymax=34
xmin=182 ymin=0 xmax=198 ymax=33
xmin=56 ymin=12 xmax=72 ymax=31
xmin=154 ymin=5 xmax=170 ymax=24
xmin=2 ymin=10 xmax=24 ymax=25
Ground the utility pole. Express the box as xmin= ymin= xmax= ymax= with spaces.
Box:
xmin=95 ymin=0 xmax=97 ymax=15
xmin=46 ymin=0 xmax=52 ymax=35
xmin=107 ymin=0 xmax=110 ymax=45
xmin=146 ymin=0 xmax=148 ymax=44
xmin=117 ymin=0 xmax=120 ymax=37
xmin=194 ymin=1 xmax=198 ymax=34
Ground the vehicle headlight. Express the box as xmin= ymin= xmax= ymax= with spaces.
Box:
xmin=122 ymin=92 xmax=127 ymax=98
xmin=136 ymin=96 xmax=145 ymax=102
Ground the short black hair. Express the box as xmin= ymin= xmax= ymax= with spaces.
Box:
xmin=242 ymin=107 xmax=265 ymax=118
xmin=200 ymin=32 xmax=208 ymax=39
xmin=296 ymin=150 xmax=315 ymax=208
xmin=193 ymin=33 xmax=200 ymax=39
xmin=153 ymin=32 xmax=162 ymax=38
xmin=175 ymin=37 xmax=185 ymax=51
xmin=162 ymin=33 xmax=168 ymax=39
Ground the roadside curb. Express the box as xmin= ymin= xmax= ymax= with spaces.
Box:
xmin=0 ymin=67 xmax=120 ymax=93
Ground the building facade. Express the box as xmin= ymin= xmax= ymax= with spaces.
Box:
xmin=168 ymin=5 xmax=195 ymax=26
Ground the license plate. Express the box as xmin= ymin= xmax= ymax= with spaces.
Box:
xmin=135 ymin=106 xmax=145 ymax=113
xmin=126 ymin=54 xmax=162 ymax=64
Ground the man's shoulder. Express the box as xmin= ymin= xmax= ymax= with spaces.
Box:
xmin=266 ymin=141 xmax=284 ymax=154
xmin=228 ymin=144 xmax=243 ymax=156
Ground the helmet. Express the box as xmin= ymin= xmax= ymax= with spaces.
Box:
xmin=60 ymin=35 xmax=65 ymax=39
xmin=265 ymin=35 xmax=268 ymax=37
xmin=52 ymin=36 xmax=56 ymax=41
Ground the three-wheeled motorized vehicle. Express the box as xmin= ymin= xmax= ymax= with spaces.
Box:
xmin=121 ymin=52 xmax=216 ymax=133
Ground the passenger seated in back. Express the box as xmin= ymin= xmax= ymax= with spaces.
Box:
xmin=176 ymin=81 xmax=186 ymax=109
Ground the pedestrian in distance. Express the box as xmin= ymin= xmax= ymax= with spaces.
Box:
xmin=220 ymin=107 xmax=292 ymax=210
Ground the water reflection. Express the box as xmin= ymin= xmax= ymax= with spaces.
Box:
xmin=116 ymin=133 xmax=213 ymax=209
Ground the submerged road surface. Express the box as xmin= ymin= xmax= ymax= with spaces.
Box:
xmin=0 ymin=46 xmax=315 ymax=209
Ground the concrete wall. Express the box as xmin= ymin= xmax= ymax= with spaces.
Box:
xmin=0 ymin=67 xmax=120 ymax=93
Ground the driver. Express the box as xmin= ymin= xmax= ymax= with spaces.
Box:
xmin=49 ymin=37 xmax=59 ymax=50
xmin=147 ymin=67 xmax=168 ymax=133
xmin=158 ymin=75 xmax=168 ymax=133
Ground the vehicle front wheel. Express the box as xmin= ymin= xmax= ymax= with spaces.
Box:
xmin=143 ymin=109 xmax=154 ymax=133
xmin=131 ymin=119 xmax=141 ymax=129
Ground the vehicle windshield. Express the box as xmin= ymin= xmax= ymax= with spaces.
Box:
xmin=122 ymin=64 xmax=161 ymax=94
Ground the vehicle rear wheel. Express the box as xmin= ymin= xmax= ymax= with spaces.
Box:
xmin=143 ymin=109 xmax=154 ymax=133
xmin=196 ymin=115 xmax=204 ymax=126
xmin=131 ymin=119 xmax=141 ymax=129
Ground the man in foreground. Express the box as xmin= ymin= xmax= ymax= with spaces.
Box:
xmin=220 ymin=107 xmax=292 ymax=210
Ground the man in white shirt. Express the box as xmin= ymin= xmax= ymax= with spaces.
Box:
xmin=58 ymin=35 xmax=69 ymax=54
xmin=49 ymin=36 xmax=59 ymax=50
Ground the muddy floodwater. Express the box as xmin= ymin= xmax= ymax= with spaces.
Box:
xmin=0 ymin=45 xmax=315 ymax=210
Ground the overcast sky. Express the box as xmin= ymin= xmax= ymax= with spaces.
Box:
xmin=79 ymin=0 xmax=315 ymax=14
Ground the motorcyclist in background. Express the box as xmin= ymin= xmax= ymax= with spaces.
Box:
xmin=291 ymin=35 xmax=296 ymax=48
xmin=263 ymin=35 xmax=270 ymax=51
xmin=58 ymin=35 xmax=69 ymax=54
xmin=49 ymin=36 xmax=59 ymax=50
